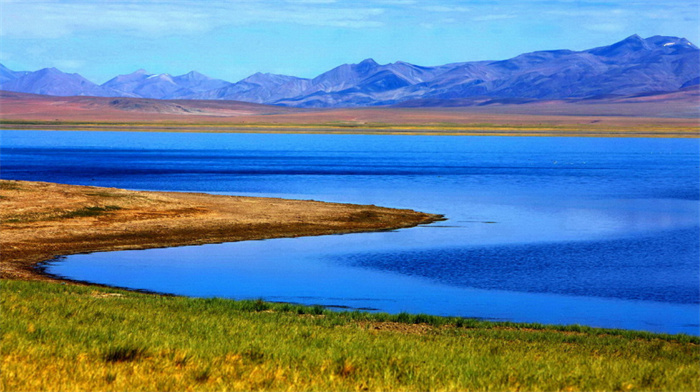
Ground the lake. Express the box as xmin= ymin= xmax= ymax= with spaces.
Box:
xmin=2 ymin=130 xmax=698 ymax=335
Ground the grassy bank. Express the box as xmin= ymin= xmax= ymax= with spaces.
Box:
xmin=2 ymin=279 xmax=698 ymax=391
xmin=1 ymin=119 xmax=698 ymax=137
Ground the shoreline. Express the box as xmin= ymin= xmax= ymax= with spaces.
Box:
xmin=2 ymin=122 xmax=699 ymax=138
xmin=3 ymin=184 xmax=699 ymax=392
xmin=0 ymin=180 xmax=442 ymax=283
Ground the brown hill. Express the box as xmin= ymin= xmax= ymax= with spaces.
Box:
xmin=0 ymin=90 xmax=698 ymax=134
xmin=0 ymin=90 xmax=301 ymax=122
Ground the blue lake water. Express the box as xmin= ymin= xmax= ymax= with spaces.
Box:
xmin=2 ymin=130 xmax=699 ymax=335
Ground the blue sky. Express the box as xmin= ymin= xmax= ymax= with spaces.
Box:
xmin=1 ymin=0 xmax=698 ymax=84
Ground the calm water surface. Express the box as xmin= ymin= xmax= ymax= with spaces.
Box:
xmin=2 ymin=130 xmax=698 ymax=335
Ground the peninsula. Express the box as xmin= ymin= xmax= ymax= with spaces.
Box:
xmin=0 ymin=180 xmax=441 ymax=282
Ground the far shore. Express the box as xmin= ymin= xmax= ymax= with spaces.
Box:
xmin=0 ymin=180 xmax=442 ymax=283
xmin=1 ymin=91 xmax=698 ymax=138
xmin=2 ymin=120 xmax=698 ymax=138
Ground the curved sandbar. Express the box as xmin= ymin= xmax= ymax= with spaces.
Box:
xmin=0 ymin=180 xmax=442 ymax=282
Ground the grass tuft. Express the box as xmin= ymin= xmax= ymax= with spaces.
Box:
xmin=345 ymin=210 xmax=380 ymax=222
xmin=103 ymin=345 xmax=146 ymax=363
xmin=85 ymin=191 xmax=126 ymax=198
xmin=59 ymin=205 xmax=122 ymax=219
xmin=336 ymin=357 xmax=357 ymax=378
xmin=192 ymin=367 xmax=212 ymax=383
xmin=0 ymin=181 xmax=22 ymax=190
xmin=104 ymin=372 xmax=117 ymax=384
xmin=241 ymin=347 xmax=266 ymax=364
xmin=172 ymin=350 xmax=192 ymax=367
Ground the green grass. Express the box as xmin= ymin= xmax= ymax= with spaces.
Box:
xmin=84 ymin=191 xmax=129 ymax=198
xmin=2 ymin=279 xmax=698 ymax=391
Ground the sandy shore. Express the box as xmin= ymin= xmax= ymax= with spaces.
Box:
xmin=1 ymin=180 xmax=441 ymax=282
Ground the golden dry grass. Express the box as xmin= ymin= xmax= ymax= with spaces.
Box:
xmin=0 ymin=180 xmax=440 ymax=281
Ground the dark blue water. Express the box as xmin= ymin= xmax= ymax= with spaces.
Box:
xmin=2 ymin=130 xmax=698 ymax=334
xmin=344 ymin=228 xmax=699 ymax=304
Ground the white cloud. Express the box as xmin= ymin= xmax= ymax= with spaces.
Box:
xmin=472 ymin=14 xmax=516 ymax=22
xmin=421 ymin=5 xmax=470 ymax=13
xmin=1 ymin=0 xmax=696 ymax=45
xmin=371 ymin=0 xmax=417 ymax=4
xmin=0 ymin=1 xmax=386 ymax=38
xmin=285 ymin=0 xmax=337 ymax=3
xmin=242 ymin=5 xmax=385 ymax=28
xmin=1 ymin=2 xmax=212 ymax=38
xmin=583 ymin=23 xmax=627 ymax=33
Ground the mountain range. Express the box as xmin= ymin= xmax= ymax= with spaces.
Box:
xmin=1 ymin=34 xmax=697 ymax=108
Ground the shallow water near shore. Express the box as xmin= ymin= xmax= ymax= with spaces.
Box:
xmin=2 ymin=130 xmax=699 ymax=335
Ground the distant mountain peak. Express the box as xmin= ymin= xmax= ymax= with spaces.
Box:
xmin=0 ymin=64 xmax=30 ymax=84
xmin=241 ymin=72 xmax=305 ymax=86
xmin=355 ymin=58 xmax=379 ymax=74
xmin=357 ymin=58 xmax=379 ymax=68
xmin=0 ymin=66 xmax=116 ymax=97
xmin=245 ymin=72 xmax=272 ymax=80
xmin=616 ymin=34 xmax=649 ymax=48
xmin=587 ymin=33 xmax=653 ymax=57
xmin=127 ymin=69 xmax=149 ymax=76
xmin=645 ymin=35 xmax=699 ymax=50
xmin=393 ymin=60 xmax=417 ymax=66
xmin=172 ymin=71 xmax=214 ymax=83
xmin=106 ymin=69 xmax=152 ymax=80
